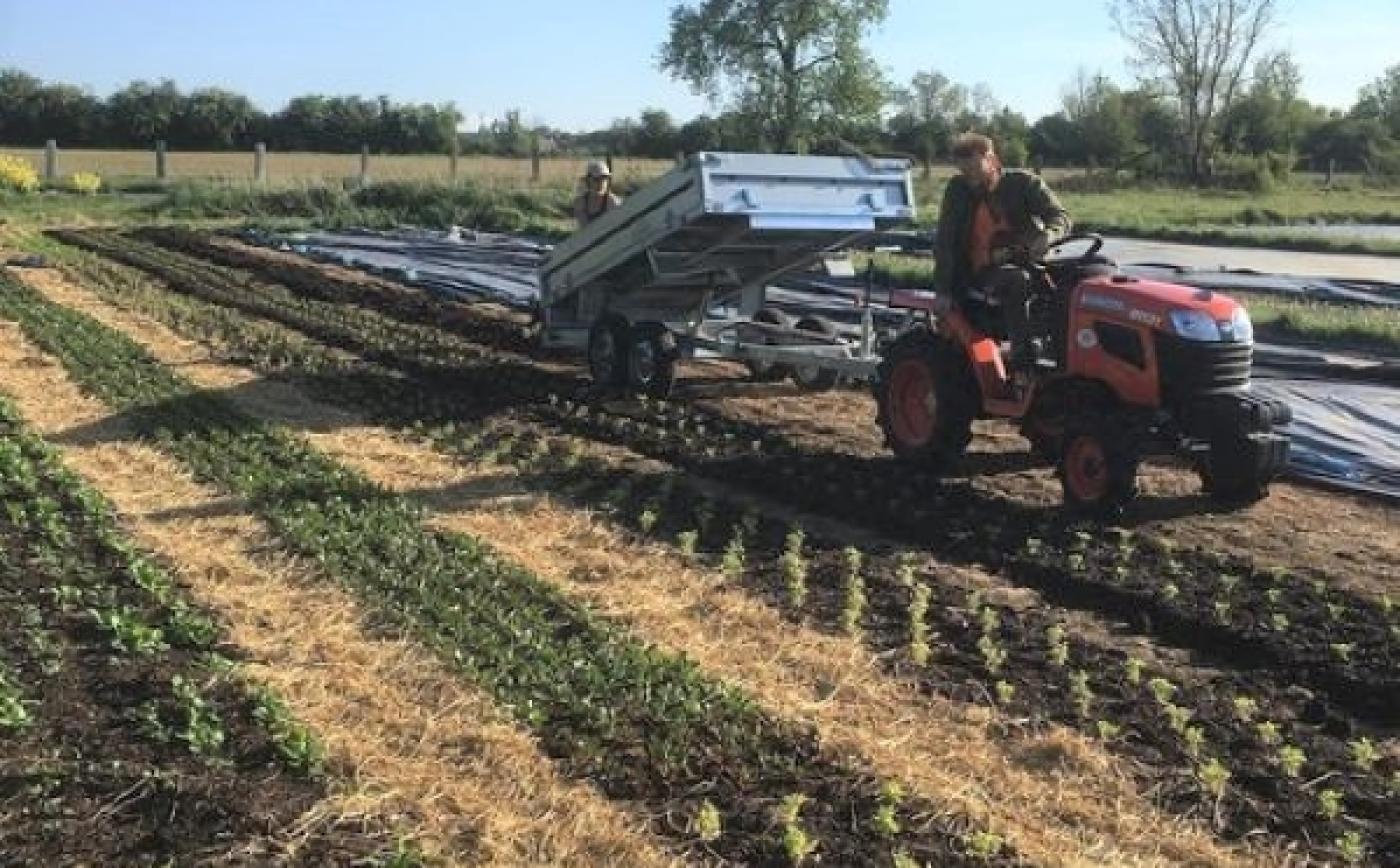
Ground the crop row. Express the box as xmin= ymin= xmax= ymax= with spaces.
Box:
xmin=79 ymin=227 xmax=1399 ymax=728
xmin=35 ymin=235 xmax=1398 ymax=863
xmin=0 ymin=392 xmax=400 ymax=865
xmin=0 ymin=265 xmax=1020 ymax=866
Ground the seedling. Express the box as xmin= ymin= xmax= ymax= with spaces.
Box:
xmin=1232 ymin=695 xmax=1258 ymax=721
xmin=1213 ymin=600 xmax=1231 ymax=623
xmin=1095 ymin=720 xmax=1121 ymax=741
xmin=638 ymin=509 xmax=658 ymax=535
xmin=963 ymin=830 xmax=1005 ymax=860
xmin=1256 ymin=720 xmax=1281 ymax=746
xmin=1124 ymin=657 xmax=1144 ymax=686
xmin=1069 ymin=670 xmax=1092 ymax=717
xmin=895 ymin=552 xmax=918 ymax=587
xmin=782 ymin=824 xmax=817 ymax=866
xmin=908 ymin=583 xmax=932 ymax=667
xmin=1163 ymin=703 xmax=1192 ymax=735
xmin=1147 ymin=677 xmax=1177 ymax=705
xmin=1317 ymin=788 xmax=1343 ymax=822
xmin=1183 ymin=725 xmax=1205 ymax=758
xmin=977 ymin=635 xmax=1006 ymax=675
xmin=1270 ymin=612 xmax=1289 ymax=631
xmin=1277 ymin=744 xmax=1306 ymax=778
xmin=1161 ymin=582 xmax=1179 ymax=602
xmin=676 ymin=530 xmax=699 ymax=558
xmin=1046 ymin=625 xmax=1070 ymax=668
xmin=1335 ymin=832 xmax=1367 ymax=865
xmin=870 ymin=802 xmax=900 ymax=837
xmin=978 ymin=606 xmax=1000 ymax=636
xmin=994 ymin=680 xmax=1015 ymax=705
xmin=840 ymin=548 xmax=867 ymax=635
xmin=693 ymin=800 xmax=722 ymax=843
xmin=1349 ymin=737 xmax=1379 ymax=771
xmin=1330 ymin=642 xmax=1354 ymax=663
xmin=1197 ymin=758 xmax=1230 ymax=798
xmin=252 ymin=687 xmax=326 ymax=775
xmin=721 ymin=531 xmax=746 ymax=579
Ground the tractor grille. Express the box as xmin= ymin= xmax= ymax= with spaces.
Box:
xmin=1154 ymin=334 xmax=1252 ymax=401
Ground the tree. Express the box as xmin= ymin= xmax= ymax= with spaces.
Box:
xmin=105 ymin=79 xmax=183 ymax=146
xmin=1061 ymin=70 xmax=1138 ymax=168
xmin=1110 ymin=0 xmax=1277 ymax=179
xmin=659 ymin=0 xmax=890 ymax=152
xmin=1217 ymin=51 xmax=1318 ymax=157
xmin=634 ymin=108 xmax=680 ymax=158
xmin=889 ymin=70 xmax=967 ymax=167
xmin=174 ymin=87 xmax=262 ymax=149
xmin=1353 ymin=64 xmax=1400 ymax=139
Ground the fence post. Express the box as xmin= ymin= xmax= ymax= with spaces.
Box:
xmin=675 ymin=150 xmax=686 ymax=167
xmin=155 ymin=141 xmax=168 ymax=181
xmin=44 ymin=140 xmax=58 ymax=182
xmin=530 ymin=134 xmax=541 ymax=182
xmin=359 ymin=144 xmax=370 ymax=187
xmin=254 ymin=143 xmax=267 ymax=183
xmin=449 ymin=134 xmax=460 ymax=182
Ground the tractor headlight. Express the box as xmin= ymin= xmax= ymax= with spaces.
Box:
xmin=1169 ymin=309 xmax=1222 ymax=342
xmin=1228 ymin=306 xmax=1254 ymax=343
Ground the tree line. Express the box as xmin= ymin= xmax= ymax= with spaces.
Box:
xmin=4 ymin=0 xmax=1399 ymax=184
xmin=0 ymin=71 xmax=463 ymax=154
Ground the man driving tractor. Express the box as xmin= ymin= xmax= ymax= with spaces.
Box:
xmin=934 ymin=132 xmax=1071 ymax=371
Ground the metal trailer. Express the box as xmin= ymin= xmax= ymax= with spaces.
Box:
xmin=538 ymin=151 xmax=918 ymax=395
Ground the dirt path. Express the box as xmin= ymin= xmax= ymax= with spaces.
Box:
xmin=0 ymin=268 xmax=680 ymax=868
xmin=10 ymin=266 xmax=1277 ymax=868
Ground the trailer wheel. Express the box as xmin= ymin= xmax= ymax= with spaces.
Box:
xmin=874 ymin=329 xmax=976 ymax=470
xmin=628 ymin=322 xmax=679 ymax=399
xmin=1059 ymin=414 xmax=1139 ymax=518
xmin=745 ymin=306 xmax=793 ymax=383
xmin=587 ymin=314 xmax=630 ymax=388
xmin=790 ymin=316 xmax=841 ymax=392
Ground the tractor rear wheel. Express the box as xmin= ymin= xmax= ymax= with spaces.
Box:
xmin=1059 ymin=414 xmax=1140 ymax=517
xmin=874 ymin=329 xmax=977 ymax=470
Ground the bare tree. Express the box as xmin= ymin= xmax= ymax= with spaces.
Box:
xmin=1110 ymin=0 xmax=1277 ymax=179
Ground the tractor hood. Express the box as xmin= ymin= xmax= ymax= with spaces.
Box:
xmin=1075 ymin=274 xmax=1252 ymax=343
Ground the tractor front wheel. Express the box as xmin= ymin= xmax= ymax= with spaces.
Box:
xmin=874 ymin=329 xmax=977 ymax=471
xmin=587 ymin=314 xmax=631 ymax=389
xmin=1059 ymin=414 xmax=1140 ymax=517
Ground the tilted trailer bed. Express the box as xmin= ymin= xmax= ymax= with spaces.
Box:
xmin=538 ymin=151 xmax=918 ymax=395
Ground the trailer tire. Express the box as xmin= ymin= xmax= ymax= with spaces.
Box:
xmin=791 ymin=316 xmax=841 ymax=392
xmin=745 ymin=307 xmax=793 ymax=383
xmin=874 ymin=329 xmax=976 ymax=470
xmin=588 ymin=314 xmax=630 ymax=388
xmin=627 ymin=322 xmax=679 ymax=399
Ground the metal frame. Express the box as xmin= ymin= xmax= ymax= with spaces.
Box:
xmin=539 ymin=151 xmax=917 ymax=380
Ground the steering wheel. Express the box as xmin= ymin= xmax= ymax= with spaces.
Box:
xmin=1045 ymin=233 xmax=1105 ymax=265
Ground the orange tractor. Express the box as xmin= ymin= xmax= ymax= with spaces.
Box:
xmin=874 ymin=235 xmax=1292 ymax=514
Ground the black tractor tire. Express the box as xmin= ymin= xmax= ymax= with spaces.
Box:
xmin=627 ymin=322 xmax=679 ymax=399
xmin=1058 ymin=413 xmax=1140 ymax=517
xmin=790 ymin=315 xmax=842 ymax=392
xmin=745 ymin=306 xmax=794 ymax=383
xmin=1197 ymin=431 xmax=1287 ymax=505
xmin=587 ymin=314 xmax=631 ymax=388
xmin=874 ymin=329 xmax=978 ymax=470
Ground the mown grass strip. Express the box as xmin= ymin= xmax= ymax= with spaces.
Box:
xmin=0 ymin=268 xmax=1021 ymax=866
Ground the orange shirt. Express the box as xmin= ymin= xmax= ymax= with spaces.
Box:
xmin=968 ymin=198 xmax=1007 ymax=273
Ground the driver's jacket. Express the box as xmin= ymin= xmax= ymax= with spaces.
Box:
xmin=932 ymin=170 xmax=1071 ymax=302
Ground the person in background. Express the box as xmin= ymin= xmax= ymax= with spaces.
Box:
xmin=574 ymin=160 xmax=622 ymax=228
xmin=933 ymin=132 xmax=1071 ymax=369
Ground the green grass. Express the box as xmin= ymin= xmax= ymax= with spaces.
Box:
xmin=1233 ymin=291 xmax=1400 ymax=355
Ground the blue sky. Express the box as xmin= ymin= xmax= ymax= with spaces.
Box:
xmin=0 ymin=0 xmax=1394 ymax=131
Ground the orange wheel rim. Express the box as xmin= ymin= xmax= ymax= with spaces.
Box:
xmin=890 ymin=359 xmax=936 ymax=447
xmin=1066 ymin=435 xmax=1109 ymax=501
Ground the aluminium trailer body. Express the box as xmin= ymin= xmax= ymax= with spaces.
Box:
xmin=538 ymin=151 xmax=917 ymax=394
